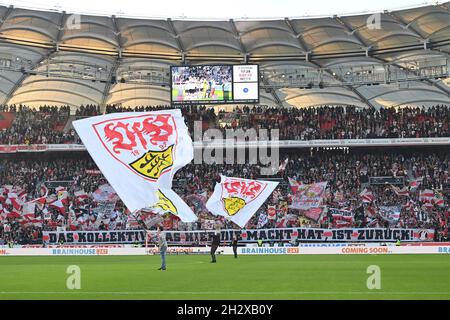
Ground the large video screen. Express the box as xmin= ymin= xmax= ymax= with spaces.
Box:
xmin=170 ymin=64 xmax=259 ymax=105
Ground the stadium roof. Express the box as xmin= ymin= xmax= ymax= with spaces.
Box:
xmin=0 ymin=2 xmax=448 ymax=110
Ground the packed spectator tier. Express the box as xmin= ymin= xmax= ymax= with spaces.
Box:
xmin=0 ymin=104 xmax=448 ymax=145
xmin=0 ymin=146 xmax=448 ymax=244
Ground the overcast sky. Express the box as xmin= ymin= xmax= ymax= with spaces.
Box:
xmin=0 ymin=0 xmax=440 ymax=19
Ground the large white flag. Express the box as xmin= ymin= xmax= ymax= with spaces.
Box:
xmin=145 ymin=187 xmax=197 ymax=223
xmin=206 ymin=176 xmax=278 ymax=228
xmin=73 ymin=110 xmax=194 ymax=215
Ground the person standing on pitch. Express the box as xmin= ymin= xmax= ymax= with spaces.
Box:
xmin=232 ymin=234 xmax=238 ymax=258
xmin=157 ymin=226 xmax=167 ymax=271
xmin=211 ymin=230 xmax=220 ymax=263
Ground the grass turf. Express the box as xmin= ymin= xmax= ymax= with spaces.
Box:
xmin=0 ymin=254 xmax=449 ymax=300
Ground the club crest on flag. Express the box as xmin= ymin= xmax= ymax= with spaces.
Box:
xmin=221 ymin=178 xmax=266 ymax=216
xmin=93 ymin=113 xmax=178 ymax=181
xmin=207 ymin=176 xmax=278 ymax=228
xmin=152 ymin=189 xmax=178 ymax=216
xmin=73 ymin=110 xmax=193 ymax=213
xmin=223 ymin=196 xmax=246 ymax=216
xmin=129 ymin=145 xmax=173 ymax=180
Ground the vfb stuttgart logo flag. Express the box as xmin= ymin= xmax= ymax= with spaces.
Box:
xmin=73 ymin=110 xmax=194 ymax=215
xmin=206 ymin=176 xmax=278 ymax=228
xmin=93 ymin=113 xmax=176 ymax=181
xmin=146 ymin=188 xmax=197 ymax=223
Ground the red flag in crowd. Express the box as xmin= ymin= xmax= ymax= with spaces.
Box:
xmin=419 ymin=189 xmax=435 ymax=203
xmin=360 ymin=188 xmax=374 ymax=203
xmin=49 ymin=199 xmax=66 ymax=214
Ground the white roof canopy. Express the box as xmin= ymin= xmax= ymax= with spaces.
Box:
xmin=0 ymin=3 xmax=448 ymax=109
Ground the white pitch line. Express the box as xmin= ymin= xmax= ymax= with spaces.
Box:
xmin=0 ymin=291 xmax=449 ymax=295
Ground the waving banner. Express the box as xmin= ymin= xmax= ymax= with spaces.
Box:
xmin=206 ymin=176 xmax=278 ymax=228
xmin=290 ymin=182 xmax=328 ymax=210
xmin=145 ymin=187 xmax=197 ymax=223
xmin=92 ymin=184 xmax=119 ymax=203
xmin=330 ymin=208 xmax=354 ymax=228
xmin=73 ymin=110 xmax=193 ymax=213
xmin=304 ymin=207 xmax=325 ymax=222
xmin=43 ymin=227 xmax=435 ymax=244
xmin=379 ymin=206 xmax=402 ymax=226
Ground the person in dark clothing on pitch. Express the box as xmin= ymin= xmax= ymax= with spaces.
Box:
xmin=231 ymin=235 xmax=238 ymax=258
xmin=211 ymin=231 xmax=220 ymax=263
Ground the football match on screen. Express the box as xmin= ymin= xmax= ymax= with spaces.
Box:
xmin=0 ymin=0 xmax=449 ymax=313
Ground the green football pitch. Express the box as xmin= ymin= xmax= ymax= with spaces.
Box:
xmin=0 ymin=254 xmax=449 ymax=300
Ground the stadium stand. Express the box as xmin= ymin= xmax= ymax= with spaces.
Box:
xmin=0 ymin=103 xmax=448 ymax=144
xmin=0 ymin=146 xmax=448 ymax=244
xmin=0 ymin=3 xmax=448 ymax=246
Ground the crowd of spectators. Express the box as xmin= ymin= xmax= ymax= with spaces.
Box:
xmin=0 ymin=104 xmax=448 ymax=145
xmin=0 ymin=105 xmax=73 ymax=144
xmin=0 ymin=149 xmax=448 ymax=244
xmin=218 ymin=104 xmax=450 ymax=140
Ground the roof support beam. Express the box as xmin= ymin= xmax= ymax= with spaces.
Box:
xmin=167 ymin=18 xmax=185 ymax=62
xmin=334 ymin=16 xmax=371 ymax=55
xmin=386 ymin=11 xmax=429 ymax=48
xmin=439 ymin=4 xmax=450 ymax=13
xmin=372 ymin=55 xmax=449 ymax=97
xmin=0 ymin=5 xmax=13 ymax=29
xmin=100 ymin=59 xmax=120 ymax=111
xmin=111 ymin=15 xmax=123 ymax=58
xmin=284 ymin=18 xmax=310 ymax=59
xmin=229 ymin=19 xmax=248 ymax=63
xmin=100 ymin=16 xmax=124 ymax=112
xmin=310 ymin=60 xmax=377 ymax=108
xmin=55 ymin=11 xmax=67 ymax=51
xmin=2 ymin=9 xmax=68 ymax=105
xmin=3 ymin=53 xmax=52 ymax=105
xmin=261 ymin=77 xmax=283 ymax=107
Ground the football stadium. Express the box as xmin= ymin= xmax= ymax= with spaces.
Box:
xmin=0 ymin=0 xmax=449 ymax=305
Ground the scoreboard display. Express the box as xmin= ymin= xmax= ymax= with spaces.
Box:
xmin=170 ymin=64 xmax=259 ymax=105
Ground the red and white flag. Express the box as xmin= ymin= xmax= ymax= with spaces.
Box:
xmin=40 ymin=185 xmax=49 ymax=197
xmin=276 ymin=216 xmax=288 ymax=228
xmin=7 ymin=208 xmax=21 ymax=219
xmin=290 ymin=182 xmax=328 ymax=210
xmin=22 ymin=202 xmax=36 ymax=220
xmin=330 ymin=208 xmax=354 ymax=228
xmin=73 ymin=110 xmax=194 ymax=213
xmin=419 ymin=189 xmax=435 ymax=203
xmin=206 ymin=176 xmax=278 ymax=228
xmin=409 ymin=178 xmax=423 ymax=191
xmin=7 ymin=193 xmax=22 ymax=210
xmin=434 ymin=191 xmax=445 ymax=207
xmin=57 ymin=189 xmax=69 ymax=205
xmin=391 ymin=185 xmax=409 ymax=197
xmin=360 ymin=188 xmax=374 ymax=203
xmin=50 ymin=200 xmax=66 ymax=214
xmin=74 ymin=190 xmax=89 ymax=202
xmin=288 ymin=177 xmax=303 ymax=194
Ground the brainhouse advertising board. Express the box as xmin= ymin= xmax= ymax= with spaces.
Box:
xmin=171 ymin=64 xmax=259 ymax=105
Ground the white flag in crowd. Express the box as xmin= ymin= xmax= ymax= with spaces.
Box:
xmin=379 ymin=206 xmax=402 ymax=225
xmin=73 ymin=110 xmax=194 ymax=213
xmin=290 ymin=181 xmax=328 ymax=210
xmin=206 ymin=176 xmax=278 ymax=228
xmin=145 ymin=187 xmax=197 ymax=223
xmin=257 ymin=213 xmax=268 ymax=228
